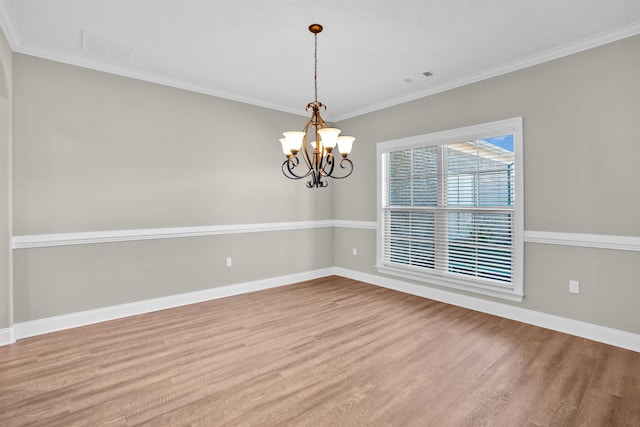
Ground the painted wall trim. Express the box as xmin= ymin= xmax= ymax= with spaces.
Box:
xmin=0 ymin=1 xmax=638 ymax=122
xmin=12 ymin=268 xmax=334 ymax=341
xmin=334 ymin=267 xmax=640 ymax=353
xmin=336 ymin=21 xmax=640 ymax=121
xmin=0 ymin=326 xmax=15 ymax=346
xmin=13 ymin=221 xmax=639 ymax=252
xmin=333 ymin=220 xmax=377 ymax=230
xmin=11 ymin=42 xmax=308 ymax=118
xmin=12 ymin=220 xmax=337 ymax=249
xmin=4 ymin=267 xmax=638 ymax=353
xmin=524 ymin=230 xmax=640 ymax=252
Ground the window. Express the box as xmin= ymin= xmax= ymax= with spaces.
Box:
xmin=377 ymin=118 xmax=523 ymax=301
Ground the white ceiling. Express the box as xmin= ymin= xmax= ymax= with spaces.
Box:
xmin=1 ymin=0 xmax=639 ymax=121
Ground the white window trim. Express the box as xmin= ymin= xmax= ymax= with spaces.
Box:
xmin=376 ymin=117 xmax=524 ymax=302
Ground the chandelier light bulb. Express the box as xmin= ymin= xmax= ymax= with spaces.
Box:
xmin=282 ymin=131 xmax=305 ymax=153
xmin=337 ymin=136 xmax=355 ymax=158
xmin=317 ymin=127 xmax=341 ymax=150
xmin=279 ymin=138 xmax=291 ymax=156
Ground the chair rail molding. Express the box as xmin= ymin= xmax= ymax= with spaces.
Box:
xmin=12 ymin=220 xmax=377 ymax=249
xmin=524 ymin=231 xmax=640 ymax=252
xmin=13 ymin=222 xmax=638 ymax=251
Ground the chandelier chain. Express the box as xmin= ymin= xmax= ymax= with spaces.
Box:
xmin=313 ymin=32 xmax=318 ymax=104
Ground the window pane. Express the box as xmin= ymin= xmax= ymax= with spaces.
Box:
xmin=412 ymin=146 xmax=438 ymax=174
xmin=446 ymin=136 xmax=514 ymax=208
xmin=447 ymin=174 xmax=475 ymax=206
xmin=386 ymin=210 xmax=435 ymax=269
xmin=387 ymin=147 xmax=438 ymax=207
xmin=447 ymin=212 xmax=512 ymax=283
xmin=388 ymin=150 xmax=412 ymax=205
xmin=478 ymin=169 xmax=513 ymax=207
xmin=413 ymin=176 xmax=438 ymax=206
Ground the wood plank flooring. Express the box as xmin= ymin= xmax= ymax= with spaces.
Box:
xmin=1 ymin=276 xmax=639 ymax=426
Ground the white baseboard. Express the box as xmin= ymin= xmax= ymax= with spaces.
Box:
xmin=0 ymin=326 xmax=15 ymax=346
xmin=5 ymin=267 xmax=639 ymax=353
xmin=334 ymin=267 xmax=640 ymax=353
xmin=13 ymin=268 xmax=334 ymax=340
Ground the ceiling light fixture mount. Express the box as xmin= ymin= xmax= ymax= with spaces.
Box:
xmin=279 ymin=24 xmax=355 ymax=188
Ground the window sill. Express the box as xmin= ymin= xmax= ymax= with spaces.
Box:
xmin=376 ymin=265 xmax=524 ymax=302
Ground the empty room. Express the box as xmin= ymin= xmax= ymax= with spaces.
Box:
xmin=1 ymin=1 xmax=639 ymax=425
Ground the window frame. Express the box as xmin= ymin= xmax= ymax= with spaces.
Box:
xmin=376 ymin=117 xmax=524 ymax=302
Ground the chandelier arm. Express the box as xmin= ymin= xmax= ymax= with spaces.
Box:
xmin=326 ymin=157 xmax=354 ymax=180
xmin=282 ymin=157 xmax=313 ymax=180
xmin=306 ymin=179 xmax=328 ymax=189
xmin=318 ymin=153 xmax=335 ymax=177
xmin=315 ymin=111 xmax=328 ymax=127
xmin=306 ymin=171 xmax=329 ymax=188
xmin=299 ymin=116 xmax=317 ymax=169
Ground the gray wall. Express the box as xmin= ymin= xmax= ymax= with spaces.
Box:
xmin=6 ymin=35 xmax=640 ymax=336
xmin=0 ymin=29 xmax=12 ymax=330
xmin=13 ymin=55 xmax=333 ymax=234
xmin=13 ymin=229 xmax=332 ymax=321
xmin=334 ymin=35 xmax=640 ymax=334
xmin=12 ymin=54 xmax=334 ymax=321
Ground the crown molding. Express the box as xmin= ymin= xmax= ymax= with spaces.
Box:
xmin=13 ymin=42 xmax=308 ymax=118
xmin=2 ymin=6 xmax=638 ymax=122
xmin=334 ymin=21 xmax=640 ymax=121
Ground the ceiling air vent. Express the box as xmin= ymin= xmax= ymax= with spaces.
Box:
xmin=404 ymin=70 xmax=436 ymax=83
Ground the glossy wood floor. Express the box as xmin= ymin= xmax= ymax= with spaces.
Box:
xmin=1 ymin=276 xmax=639 ymax=426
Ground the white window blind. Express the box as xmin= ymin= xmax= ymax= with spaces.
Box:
xmin=377 ymin=118 xmax=524 ymax=301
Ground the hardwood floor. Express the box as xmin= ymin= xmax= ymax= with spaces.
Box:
xmin=1 ymin=276 xmax=639 ymax=426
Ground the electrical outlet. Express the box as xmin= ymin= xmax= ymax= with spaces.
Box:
xmin=569 ymin=280 xmax=579 ymax=294
xmin=226 ymin=257 xmax=232 ymax=267
xmin=352 ymin=247 xmax=357 ymax=256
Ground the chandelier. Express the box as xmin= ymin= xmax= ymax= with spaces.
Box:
xmin=279 ymin=24 xmax=355 ymax=188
